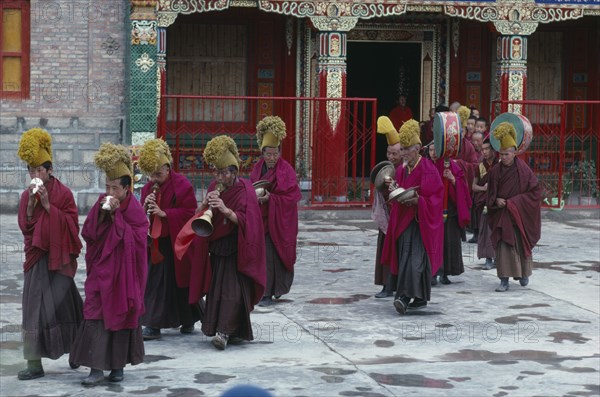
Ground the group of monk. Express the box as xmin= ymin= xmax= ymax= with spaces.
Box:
xmin=372 ymin=104 xmax=542 ymax=315
xmin=15 ymin=116 xmax=301 ymax=385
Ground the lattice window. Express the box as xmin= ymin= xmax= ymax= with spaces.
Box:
xmin=0 ymin=0 xmax=30 ymax=99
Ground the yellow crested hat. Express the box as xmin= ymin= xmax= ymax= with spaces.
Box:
xmin=94 ymin=143 xmax=133 ymax=181
xmin=138 ymin=138 xmax=173 ymax=175
xmin=398 ymin=119 xmax=421 ymax=148
xmin=377 ymin=116 xmax=400 ymax=146
xmin=17 ymin=128 xmax=53 ymax=167
xmin=204 ymin=135 xmax=241 ymax=170
xmin=257 ymin=115 xmax=287 ymax=150
xmin=493 ymin=122 xmax=517 ymax=150
xmin=457 ymin=106 xmax=471 ymax=128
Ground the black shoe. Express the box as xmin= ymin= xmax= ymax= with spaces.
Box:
xmin=108 ymin=368 xmax=124 ymax=382
xmin=258 ymin=296 xmax=273 ymax=307
xmin=375 ymin=288 xmax=393 ymax=298
xmin=69 ymin=361 xmax=80 ymax=369
xmin=483 ymin=258 xmax=495 ymax=270
xmin=274 ymin=295 xmax=282 ymax=299
xmin=393 ymin=297 xmax=410 ymax=315
xmin=142 ymin=327 xmax=161 ymax=340
xmin=408 ymin=298 xmax=427 ymax=309
xmin=81 ymin=369 xmax=104 ymax=386
xmin=431 ymin=276 xmax=438 ymax=286
xmin=468 ymin=237 xmax=478 ymax=243
xmin=495 ymin=277 xmax=509 ymax=292
xmin=17 ymin=367 xmax=44 ymax=381
xmin=440 ymin=275 xmax=451 ymax=285
xmin=180 ymin=324 xmax=195 ymax=334
xmin=228 ymin=335 xmax=244 ymax=345
xmin=519 ymin=277 xmax=529 ymax=287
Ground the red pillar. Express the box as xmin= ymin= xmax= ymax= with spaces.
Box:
xmin=313 ymin=31 xmax=348 ymax=202
xmin=497 ymin=35 xmax=528 ymax=113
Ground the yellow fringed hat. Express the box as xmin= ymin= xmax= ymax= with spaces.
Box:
xmin=457 ymin=106 xmax=471 ymax=128
xmin=94 ymin=143 xmax=133 ymax=181
xmin=256 ymin=115 xmax=287 ymax=150
xmin=493 ymin=122 xmax=517 ymax=150
xmin=398 ymin=119 xmax=421 ymax=148
xmin=138 ymin=138 xmax=173 ymax=175
xmin=377 ymin=116 xmax=400 ymax=145
xmin=204 ymin=135 xmax=241 ymax=170
xmin=17 ymin=128 xmax=53 ymax=167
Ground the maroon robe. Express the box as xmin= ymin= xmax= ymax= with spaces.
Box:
xmin=389 ymin=106 xmax=413 ymax=130
xmin=82 ymin=193 xmax=148 ymax=331
xmin=381 ymin=157 xmax=444 ymax=276
xmin=18 ymin=177 xmax=82 ymax=277
xmin=474 ymin=157 xmax=499 ymax=210
xmin=433 ymin=158 xmax=472 ymax=229
xmin=250 ymin=158 xmax=301 ymax=270
xmin=141 ymin=171 xmax=197 ymax=286
xmin=487 ymin=157 xmax=542 ymax=257
xmin=175 ymin=178 xmax=266 ymax=307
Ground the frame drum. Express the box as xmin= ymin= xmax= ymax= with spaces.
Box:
xmin=433 ymin=111 xmax=463 ymax=158
xmin=490 ymin=112 xmax=533 ymax=154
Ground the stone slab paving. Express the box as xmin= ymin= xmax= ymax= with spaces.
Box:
xmin=0 ymin=211 xmax=598 ymax=397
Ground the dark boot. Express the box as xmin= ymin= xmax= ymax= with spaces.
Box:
xmin=17 ymin=360 xmax=44 ymax=380
xmin=483 ymin=258 xmax=495 ymax=270
xmin=393 ymin=296 xmax=410 ymax=315
xmin=408 ymin=297 xmax=427 ymax=309
xmin=495 ymin=277 xmax=509 ymax=292
xmin=142 ymin=327 xmax=161 ymax=340
xmin=108 ymin=368 xmax=124 ymax=382
xmin=519 ymin=277 xmax=529 ymax=287
xmin=258 ymin=296 xmax=273 ymax=307
xmin=81 ymin=368 xmax=104 ymax=386
xmin=441 ymin=275 xmax=452 ymax=284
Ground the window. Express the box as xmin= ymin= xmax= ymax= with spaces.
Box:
xmin=1 ymin=0 xmax=30 ymax=99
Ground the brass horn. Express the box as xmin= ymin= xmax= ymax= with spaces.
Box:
xmin=192 ymin=183 xmax=225 ymax=237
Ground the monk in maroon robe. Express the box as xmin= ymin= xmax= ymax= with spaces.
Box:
xmin=381 ymin=121 xmax=444 ymax=314
xmin=250 ymin=150 xmax=301 ymax=306
xmin=70 ymin=143 xmax=148 ymax=385
xmin=429 ymin=145 xmax=471 ymax=284
xmin=140 ymin=164 xmax=201 ymax=340
xmin=487 ymin=129 xmax=541 ymax=292
xmin=474 ymin=139 xmax=499 ymax=269
xmin=174 ymin=135 xmax=265 ymax=350
xmin=17 ymin=165 xmax=83 ymax=380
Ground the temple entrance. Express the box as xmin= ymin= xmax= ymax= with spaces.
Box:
xmin=347 ymin=41 xmax=422 ymax=163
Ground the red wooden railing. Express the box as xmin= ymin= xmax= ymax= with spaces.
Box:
xmin=159 ymin=95 xmax=378 ymax=206
xmin=492 ymin=100 xmax=600 ymax=209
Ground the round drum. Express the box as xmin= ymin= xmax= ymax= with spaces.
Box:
xmin=490 ymin=112 xmax=533 ymax=154
xmin=433 ymin=111 xmax=463 ymax=158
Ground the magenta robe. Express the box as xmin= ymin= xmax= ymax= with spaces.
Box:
xmin=487 ymin=158 xmax=542 ymax=257
xmin=250 ymin=158 xmax=301 ymax=271
xmin=141 ymin=171 xmax=197 ymax=286
xmin=18 ymin=177 xmax=82 ymax=277
xmin=433 ymin=158 xmax=472 ymax=228
xmin=175 ymin=178 xmax=266 ymax=307
xmin=82 ymin=193 xmax=149 ymax=331
xmin=381 ymin=157 xmax=444 ymax=275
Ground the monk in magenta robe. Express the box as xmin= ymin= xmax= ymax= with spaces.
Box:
xmin=17 ymin=130 xmax=83 ymax=381
xmin=175 ymin=135 xmax=265 ymax=350
xmin=429 ymin=144 xmax=472 ymax=285
xmin=381 ymin=120 xmax=444 ymax=315
xmin=251 ymin=115 xmax=301 ymax=306
xmin=487 ymin=123 xmax=542 ymax=292
xmin=70 ymin=143 xmax=148 ymax=385
xmin=138 ymin=139 xmax=201 ymax=340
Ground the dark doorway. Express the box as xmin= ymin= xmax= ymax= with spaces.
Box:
xmin=347 ymin=41 xmax=422 ymax=164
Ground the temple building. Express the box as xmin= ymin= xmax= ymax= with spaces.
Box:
xmin=1 ymin=0 xmax=598 ymax=209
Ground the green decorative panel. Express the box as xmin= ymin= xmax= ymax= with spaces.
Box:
xmin=130 ymin=42 xmax=158 ymax=134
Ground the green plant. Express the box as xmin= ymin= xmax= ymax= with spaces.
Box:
xmin=541 ymin=173 xmax=571 ymax=200
xmin=571 ymin=160 xmax=599 ymax=198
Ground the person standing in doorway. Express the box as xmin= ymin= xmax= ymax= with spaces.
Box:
xmin=389 ymin=94 xmax=414 ymax=131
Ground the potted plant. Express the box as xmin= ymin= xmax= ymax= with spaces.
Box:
xmin=541 ymin=173 xmax=571 ymax=210
xmin=571 ymin=160 xmax=599 ymax=205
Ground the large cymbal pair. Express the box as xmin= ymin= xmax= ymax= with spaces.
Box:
xmin=370 ymin=161 xmax=396 ymax=192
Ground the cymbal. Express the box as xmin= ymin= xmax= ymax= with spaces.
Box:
xmin=387 ymin=186 xmax=419 ymax=203
xmin=370 ymin=161 xmax=394 ymax=184
xmin=252 ymin=180 xmax=272 ymax=190
xmin=374 ymin=164 xmax=396 ymax=192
